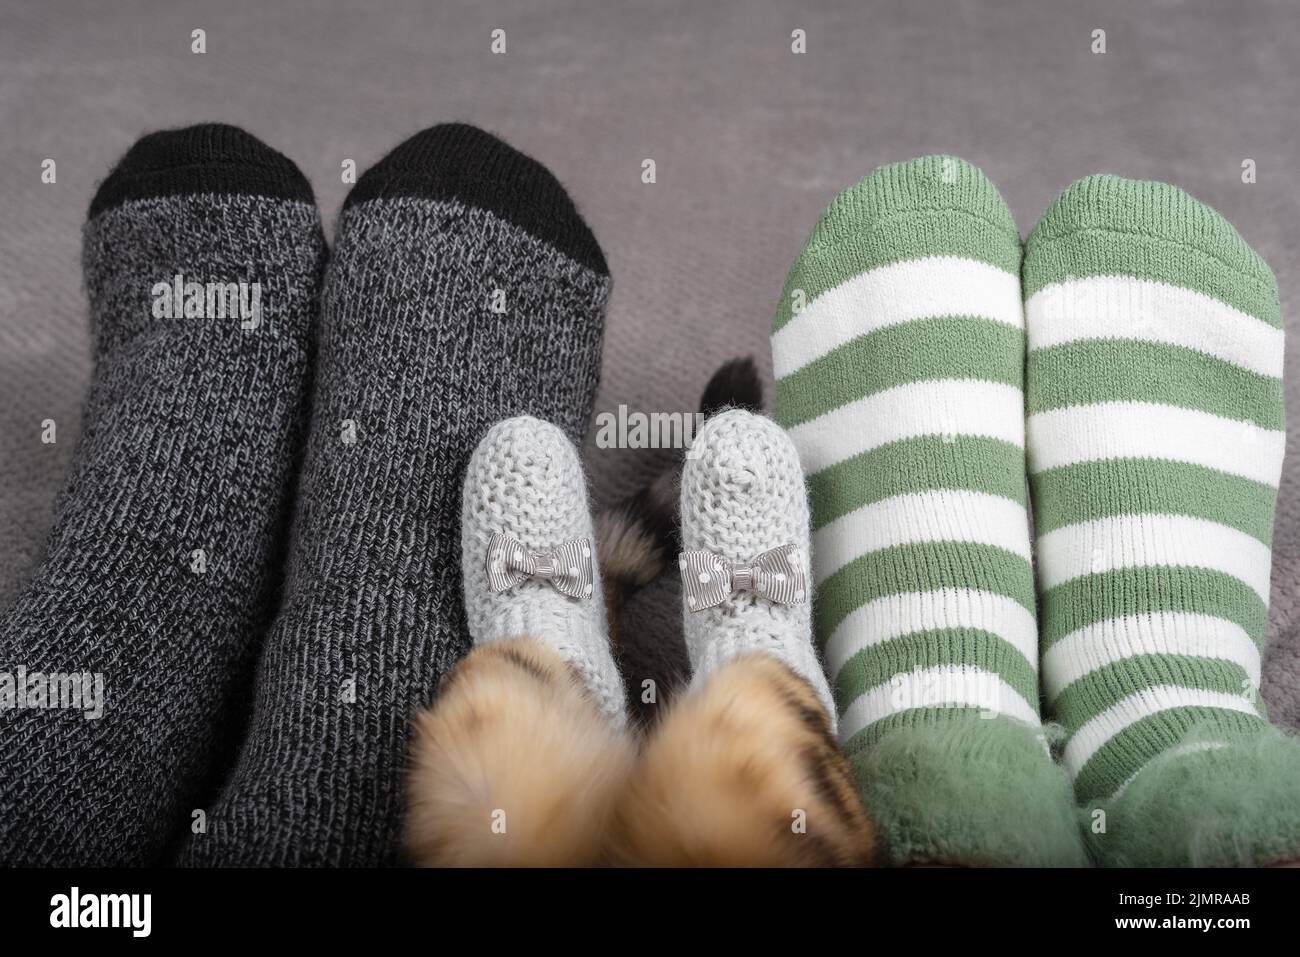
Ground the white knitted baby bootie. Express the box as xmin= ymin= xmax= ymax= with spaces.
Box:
xmin=679 ymin=409 xmax=836 ymax=728
xmin=461 ymin=415 xmax=626 ymax=727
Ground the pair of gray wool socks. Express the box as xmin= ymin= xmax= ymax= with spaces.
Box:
xmin=0 ymin=122 xmax=610 ymax=866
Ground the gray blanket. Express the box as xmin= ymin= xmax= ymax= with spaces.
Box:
xmin=1 ymin=0 xmax=1296 ymax=728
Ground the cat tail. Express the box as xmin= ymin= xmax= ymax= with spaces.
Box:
xmin=594 ymin=356 xmax=763 ymax=650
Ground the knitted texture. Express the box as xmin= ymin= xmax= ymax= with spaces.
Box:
xmin=772 ymin=155 xmax=1085 ymax=866
xmin=678 ymin=410 xmax=835 ymax=726
xmin=178 ymin=124 xmax=609 ymax=866
xmin=1024 ymin=174 xmax=1300 ymax=866
xmin=343 ymin=122 xmax=606 ymax=275
xmin=0 ymin=124 xmax=325 ymax=865
xmin=461 ymin=416 xmax=624 ymax=725
xmin=88 ymin=122 xmax=315 ymax=218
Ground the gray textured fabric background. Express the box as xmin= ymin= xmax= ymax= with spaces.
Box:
xmin=2 ymin=0 xmax=1297 ymax=728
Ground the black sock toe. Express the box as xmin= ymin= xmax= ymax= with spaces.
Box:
xmin=344 ymin=123 xmax=607 ymax=274
xmin=89 ymin=123 xmax=314 ymax=219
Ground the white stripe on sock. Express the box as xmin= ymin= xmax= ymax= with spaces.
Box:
xmin=1026 ymin=276 xmax=1284 ymax=379
xmin=774 ymin=256 xmax=1023 ymax=379
xmin=839 ymin=665 xmax=1040 ymax=743
xmin=812 ymin=490 xmax=1031 ymax=586
xmin=823 ymin=588 xmax=1038 ymax=678
xmin=1037 ymin=513 xmax=1274 ymax=604
xmin=1043 ymin=612 xmax=1262 ymax=702
xmin=1026 ymin=401 xmax=1285 ymax=487
xmin=789 ymin=379 xmax=1025 ymax=476
xmin=1063 ymin=686 xmax=1260 ymax=779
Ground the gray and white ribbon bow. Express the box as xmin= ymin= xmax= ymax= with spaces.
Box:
xmin=678 ymin=543 xmax=807 ymax=612
xmin=486 ymin=531 xmax=595 ymax=600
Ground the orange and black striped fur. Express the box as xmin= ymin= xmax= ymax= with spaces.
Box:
xmin=406 ymin=641 xmax=877 ymax=866
xmin=608 ymin=652 xmax=877 ymax=866
xmin=404 ymin=358 xmax=877 ymax=866
xmin=405 ymin=638 xmax=636 ymax=867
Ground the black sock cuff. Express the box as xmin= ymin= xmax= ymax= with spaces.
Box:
xmin=89 ymin=123 xmax=315 ymax=220
xmin=344 ymin=123 xmax=607 ymax=275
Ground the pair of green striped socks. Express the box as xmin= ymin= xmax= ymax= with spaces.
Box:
xmin=772 ymin=155 xmax=1300 ymax=867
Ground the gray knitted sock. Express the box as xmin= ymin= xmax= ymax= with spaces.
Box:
xmin=461 ymin=415 xmax=625 ymax=726
xmin=180 ymin=124 xmax=610 ymax=866
xmin=679 ymin=410 xmax=837 ymax=726
xmin=0 ymin=124 xmax=326 ymax=865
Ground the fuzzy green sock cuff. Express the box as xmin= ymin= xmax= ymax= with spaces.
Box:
xmin=1085 ymin=724 xmax=1300 ymax=867
xmin=849 ymin=713 xmax=1089 ymax=867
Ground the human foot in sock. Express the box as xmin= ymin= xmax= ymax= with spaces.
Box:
xmin=1024 ymin=175 xmax=1299 ymax=867
xmin=180 ymin=124 xmax=610 ymax=866
xmin=0 ymin=124 xmax=325 ymax=865
xmin=459 ymin=416 xmax=623 ymax=723
xmin=771 ymin=156 xmax=1087 ymax=866
xmin=677 ymin=410 xmax=833 ymax=718
xmin=404 ymin=416 xmax=632 ymax=866
xmin=610 ymin=410 xmax=876 ymax=867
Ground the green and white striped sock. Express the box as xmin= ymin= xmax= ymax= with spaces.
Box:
xmin=772 ymin=156 xmax=1086 ymax=866
xmin=1025 ymin=175 xmax=1300 ymax=867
